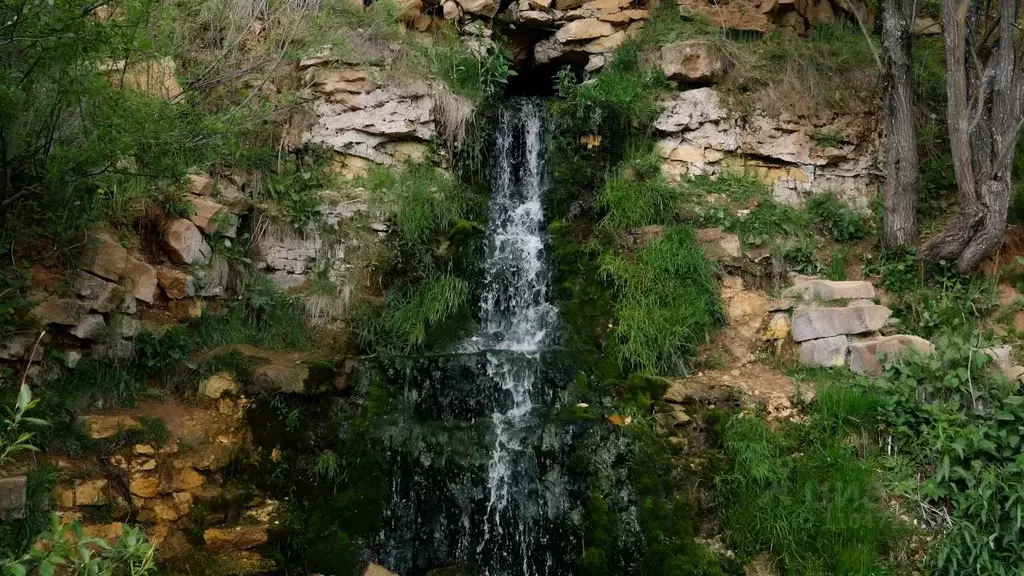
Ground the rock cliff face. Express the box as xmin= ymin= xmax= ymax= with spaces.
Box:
xmin=655 ymin=87 xmax=880 ymax=211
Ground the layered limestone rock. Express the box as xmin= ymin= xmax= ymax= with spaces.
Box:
xmin=301 ymin=62 xmax=435 ymax=172
xmin=655 ymin=87 xmax=880 ymax=211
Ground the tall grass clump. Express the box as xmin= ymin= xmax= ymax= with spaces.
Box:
xmin=597 ymin=148 xmax=679 ymax=229
xmin=356 ymin=275 xmax=469 ymax=354
xmin=426 ymin=27 xmax=515 ymax=104
xmin=719 ymin=384 xmax=898 ymax=575
xmin=805 ymin=193 xmax=869 ymax=242
xmin=600 ymin=227 xmax=721 ymax=373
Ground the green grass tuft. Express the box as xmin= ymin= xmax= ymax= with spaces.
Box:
xmin=600 ymin=227 xmax=721 ymax=373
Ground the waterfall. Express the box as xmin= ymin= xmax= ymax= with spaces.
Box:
xmin=374 ymin=98 xmax=573 ymax=575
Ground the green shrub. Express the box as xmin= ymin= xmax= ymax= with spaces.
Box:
xmin=805 ymin=193 xmax=869 ymax=242
xmin=600 ymin=227 xmax=721 ymax=373
xmin=860 ymin=334 xmax=1024 ymax=574
xmin=720 ymin=384 xmax=897 ymax=575
xmin=265 ymin=152 xmax=332 ymax=231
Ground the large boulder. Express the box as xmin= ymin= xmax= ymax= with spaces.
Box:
xmin=163 ymin=219 xmax=212 ymax=265
xmin=848 ymin=334 xmax=934 ymax=376
xmin=69 ymin=314 xmax=107 ymax=340
xmin=790 ymin=305 xmax=892 ymax=342
xmin=156 ymin=267 xmax=194 ymax=300
xmin=76 ymin=414 xmax=142 ymax=439
xmin=783 ymin=279 xmax=875 ymax=301
xmin=799 ymin=335 xmax=849 ymax=367
xmin=660 ymin=40 xmax=730 ymax=85
xmin=187 ymin=197 xmax=229 ymax=235
xmin=124 ymin=258 xmax=158 ymax=304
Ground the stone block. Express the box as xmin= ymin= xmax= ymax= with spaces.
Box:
xmin=791 ymin=305 xmax=892 ymax=342
xmin=77 ymin=415 xmax=142 ymax=439
xmin=848 ymin=335 xmax=935 ymax=376
xmin=124 ymin=259 xmax=158 ymax=304
xmin=799 ymin=335 xmax=849 ymax=367
xmin=75 ymin=272 xmax=125 ymax=313
xmin=203 ymin=525 xmax=269 ymax=552
xmin=783 ymin=279 xmax=875 ymax=301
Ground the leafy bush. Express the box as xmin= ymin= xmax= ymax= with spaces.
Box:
xmin=860 ymin=334 xmax=1024 ymax=574
xmin=805 ymin=193 xmax=869 ymax=242
xmin=720 ymin=384 xmax=898 ymax=575
xmin=600 ymin=227 xmax=721 ymax=373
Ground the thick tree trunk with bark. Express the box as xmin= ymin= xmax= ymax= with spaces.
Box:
xmin=881 ymin=0 xmax=920 ymax=246
xmin=921 ymin=0 xmax=1024 ymax=271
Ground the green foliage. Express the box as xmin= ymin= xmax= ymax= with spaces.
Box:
xmin=265 ymin=152 xmax=333 ymax=231
xmin=864 ymin=247 xmax=920 ymax=294
xmin=600 ymin=227 xmax=721 ymax=373
xmin=1 ymin=383 xmax=47 ymax=464
xmin=364 ymin=163 xmax=486 ymax=248
xmin=805 ymin=193 xmax=869 ymax=242
xmin=810 ymin=129 xmax=844 ymax=148
xmin=720 ymin=383 xmax=897 ymax=575
xmin=859 ymin=335 xmax=1024 ymax=574
xmin=357 ymin=162 xmax=486 ymax=354
xmin=2 ymin=516 xmax=156 ymax=576
xmin=312 ymin=450 xmax=340 ymax=484
xmin=827 ymin=248 xmax=850 ymax=280
xmin=727 ymin=198 xmax=812 ymax=248
xmin=597 ymin=148 xmax=679 ymax=230
xmin=0 ymin=0 xmax=236 ymax=256
xmin=886 ymin=268 xmax=996 ymax=339
xmin=427 ymin=27 xmax=515 ymax=103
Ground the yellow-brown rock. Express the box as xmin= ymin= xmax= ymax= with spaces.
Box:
xmin=203 ymin=525 xmax=269 ymax=551
xmin=129 ymin=473 xmax=161 ymax=498
xmin=74 ymin=479 xmax=108 ymax=506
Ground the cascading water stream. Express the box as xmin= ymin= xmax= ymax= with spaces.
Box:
xmin=374 ymin=98 xmax=572 ymax=575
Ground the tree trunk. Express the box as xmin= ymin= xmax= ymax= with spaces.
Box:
xmin=921 ymin=0 xmax=1024 ymax=271
xmin=881 ymin=0 xmax=919 ymax=246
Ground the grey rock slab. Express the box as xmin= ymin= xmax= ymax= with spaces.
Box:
xmin=798 ymin=335 xmax=849 ymax=367
xmin=848 ymin=334 xmax=935 ymax=376
xmin=0 ymin=476 xmax=27 ymax=520
xmin=791 ymin=305 xmax=892 ymax=342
